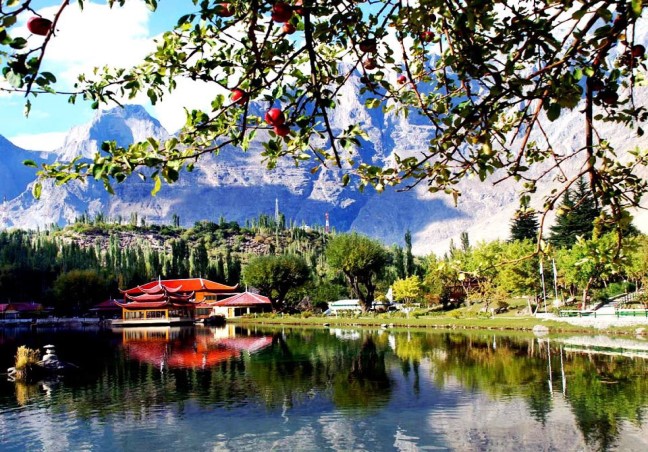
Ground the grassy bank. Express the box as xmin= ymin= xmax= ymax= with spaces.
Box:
xmin=228 ymin=313 xmax=642 ymax=335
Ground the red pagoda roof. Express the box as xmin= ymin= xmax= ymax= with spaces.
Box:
xmin=116 ymin=301 xmax=171 ymax=310
xmin=125 ymin=292 xmax=195 ymax=303
xmin=121 ymin=278 xmax=238 ymax=295
xmin=213 ymin=292 xmax=272 ymax=307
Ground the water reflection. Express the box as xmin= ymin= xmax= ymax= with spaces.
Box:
xmin=120 ymin=326 xmax=272 ymax=370
xmin=0 ymin=327 xmax=646 ymax=451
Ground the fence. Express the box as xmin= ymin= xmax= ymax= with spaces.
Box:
xmin=559 ymin=309 xmax=648 ymax=318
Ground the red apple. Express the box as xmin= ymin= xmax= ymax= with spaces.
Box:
xmin=215 ymin=3 xmax=235 ymax=18
xmin=230 ymin=88 xmax=247 ymax=104
xmin=274 ymin=124 xmax=291 ymax=137
xmin=599 ymin=91 xmax=618 ymax=105
xmin=363 ymin=58 xmax=377 ymax=70
xmin=294 ymin=0 xmax=305 ymax=16
xmin=397 ymin=75 xmax=407 ymax=84
xmin=589 ymin=78 xmax=604 ymax=92
xmin=27 ymin=17 xmax=52 ymax=36
xmin=282 ymin=22 xmax=296 ymax=34
xmin=359 ymin=39 xmax=377 ymax=53
xmin=265 ymin=107 xmax=285 ymax=126
xmin=271 ymin=2 xmax=293 ymax=23
xmin=631 ymin=44 xmax=645 ymax=58
xmin=419 ymin=31 xmax=435 ymax=42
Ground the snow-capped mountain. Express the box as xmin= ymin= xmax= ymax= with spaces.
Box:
xmin=1 ymin=83 xmax=646 ymax=255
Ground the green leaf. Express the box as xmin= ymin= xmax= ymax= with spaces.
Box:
xmin=631 ymin=0 xmax=642 ymax=17
xmin=6 ymin=71 xmax=23 ymax=88
xmin=151 ymin=174 xmax=162 ymax=196
xmin=23 ymin=159 xmax=38 ymax=168
xmin=9 ymin=37 xmax=26 ymax=49
xmin=547 ymin=103 xmax=561 ymax=121
xmin=32 ymin=182 xmax=42 ymax=200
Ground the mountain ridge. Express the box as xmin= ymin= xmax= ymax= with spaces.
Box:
xmin=1 ymin=83 xmax=647 ymax=255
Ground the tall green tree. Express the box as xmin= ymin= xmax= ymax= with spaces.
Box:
xmin=326 ymin=233 xmax=387 ymax=311
xmin=53 ymin=269 xmax=110 ymax=315
xmin=557 ymin=233 xmax=628 ymax=306
xmin=404 ymin=230 xmax=416 ymax=277
xmin=510 ymin=209 xmax=539 ymax=242
xmin=242 ymin=254 xmax=311 ymax=311
xmin=190 ymin=240 xmax=209 ymax=278
xmin=392 ymin=275 xmax=422 ymax=304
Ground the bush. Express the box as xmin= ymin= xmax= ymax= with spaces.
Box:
xmin=15 ymin=346 xmax=40 ymax=370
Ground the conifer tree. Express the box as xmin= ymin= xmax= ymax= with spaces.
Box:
xmin=549 ymin=178 xmax=600 ymax=248
xmin=510 ymin=209 xmax=540 ymax=242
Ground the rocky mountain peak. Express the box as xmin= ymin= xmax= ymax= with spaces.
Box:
xmin=56 ymin=104 xmax=169 ymax=161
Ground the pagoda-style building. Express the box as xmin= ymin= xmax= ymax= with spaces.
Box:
xmin=114 ymin=278 xmax=238 ymax=326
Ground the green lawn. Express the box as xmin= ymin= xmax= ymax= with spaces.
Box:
xmin=229 ymin=313 xmax=627 ymax=334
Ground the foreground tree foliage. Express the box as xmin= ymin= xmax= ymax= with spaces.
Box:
xmin=1 ymin=0 xmax=647 ymax=243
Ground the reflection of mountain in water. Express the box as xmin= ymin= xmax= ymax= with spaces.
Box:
xmin=121 ymin=325 xmax=272 ymax=370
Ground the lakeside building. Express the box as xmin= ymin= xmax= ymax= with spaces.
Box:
xmin=0 ymin=302 xmax=52 ymax=320
xmin=212 ymin=291 xmax=273 ymax=319
xmin=89 ymin=299 xmax=122 ymax=318
xmin=113 ymin=278 xmax=238 ymax=326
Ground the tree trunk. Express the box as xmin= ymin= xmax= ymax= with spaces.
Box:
xmin=582 ymin=277 xmax=594 ymax=311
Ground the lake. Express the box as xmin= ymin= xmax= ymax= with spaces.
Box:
xmin=0 ymin=325 xmax=647 ymax=451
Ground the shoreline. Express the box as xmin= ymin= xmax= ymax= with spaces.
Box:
xmin=229 ymin=314 xmax=648 ymax=336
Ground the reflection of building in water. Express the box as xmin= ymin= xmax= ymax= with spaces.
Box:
xmin=121 ymin=326 xmax=272 ymax=370
xmin=113 ymin=278 xmax=238 ymax=326
xmin=330 ymin=329 xmax=361 ymax=341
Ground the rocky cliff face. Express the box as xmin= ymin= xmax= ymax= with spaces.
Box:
xmin=1 ymin=83 xmax=646 ymax=254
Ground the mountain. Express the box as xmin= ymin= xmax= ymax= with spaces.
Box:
xmin=1 ymin=84 xmax=647 ymax=255
xmin=0 ymin=136 xmax=54 ymax=202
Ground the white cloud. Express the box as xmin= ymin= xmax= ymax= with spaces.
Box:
xmin=31 ymin=1 xmax=154 ymax=89
xmin=152 ymin=79 xmax=226 ymax=133
xmin=9 ymin=131 xmax=67 ymax=151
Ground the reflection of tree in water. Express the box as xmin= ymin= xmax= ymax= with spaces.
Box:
xmin=390 ymin=331 xmax=648 ymax=450
xmin=332 ymin=335 xmax=392 ymax=412
xmin=565 ymin=353 xmax=648 ymax=451
xmin=5 ymin=326 xmax=648 ymax=450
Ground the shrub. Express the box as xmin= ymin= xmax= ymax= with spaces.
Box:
xmin=15 ymin=346 xmax=40 ymax=370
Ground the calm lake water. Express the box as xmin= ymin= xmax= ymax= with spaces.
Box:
xmin=0 ymin=325 xmax=647 ymax=451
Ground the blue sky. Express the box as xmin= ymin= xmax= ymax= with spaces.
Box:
xmin=2 ymin=0 xmax=196 ymax=150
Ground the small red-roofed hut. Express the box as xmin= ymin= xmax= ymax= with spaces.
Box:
xmin=212 ymin=292 xmax=272 ymax=318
